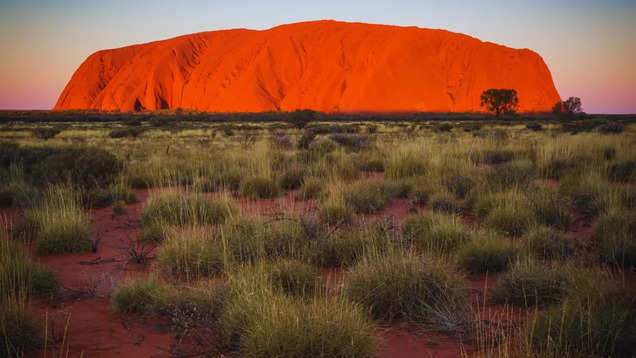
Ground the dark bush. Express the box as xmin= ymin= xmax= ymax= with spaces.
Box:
xmin=434 ymin=123 xmax=453 ymax=132
xmin=31 ymin=127 xmax=61 ymax=140
xmin=528 ymin=292 xmax=636 ymax=358
xmin=108 ymin=127 xmax=145 ymax=138
xmin=598 ymin=122 xmax=624 ymax=134
xmin=608 ymin=161 xmax=635 ymax=183
xmin=0 ymin=144 xmax=122 ymax=188
xmin=471 ymin=149 xmax=515 ymax=165
xmin=297 ymin=130 xmax=316 ymax=149
xmin=328 ymin=134 xmax=370 ymax=152
xmin=525 ymin=123 xmax=542 ymax=131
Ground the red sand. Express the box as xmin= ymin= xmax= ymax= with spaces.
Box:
xmin=18 ymin=184 xmax=606 ymax=357
xmin=55 ymin=20 xmax=560 ymax=113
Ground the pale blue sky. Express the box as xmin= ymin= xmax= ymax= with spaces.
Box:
xmin=1 ymin=0 xmax=634 ymax=113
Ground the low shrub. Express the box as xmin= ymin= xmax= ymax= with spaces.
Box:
xmin=593 ymin=210 xmax=636 ymax=269
xmin=525 ymin=123 xmax=542 ymax=131
xmin=526 ymin=291 xmax=636 ymax=358
xmin=262 ymin=219 xmax=309 ymax=259
xmin=429 ymin=190 xmax=464 ymax=214
xmin=112 ymin=277 xmax=169 ymax=315
xmin=297 ymin=130 xmax=316 ymax=149
xmin=559 ymin=173 xmax=607 ymax=216
xmin=344 ymin=180 xmax=389 ymax=214
xmin=108 ymin=127 xmax=145 ymax=138
xmin=141 ymin=192 xmax=236 ymax=227
xmin=441 ymin=172 xmax=475 ymax=199
xmin=608 ymin=161 xmax=635 ymax=183
xmin=158 ymin=227 xmax=225 ymax=280
xmin=523 ymin=226 xmax=574 ymax=261
xmin=487 ymin=160 xmax=536 ymax=188
xmin=295 ymin=177 xmax=323 ymax=200
xmin=33 ymin=147 xmax=122 ymax=188
xmin=527 ymin=185 xmax=573 ymax=230
xmin=239 ymin=176 xmax=281 ymax=199
xmin=307 ymin=138 xmax=337 ymax=154
xmin=279 ymin=167 xmax=304 ymax=190
xmin=222 ymin=216 xmax=266 ymax=263
xmin=23 ymin=187 xmax=93 ymax=254
xmin=1 ymin=232 xmax=58 ymax=297
xmin=385 ymin=154 xmax=428 ymax=179
xmin=434 ymin=123 xmax=453 ymax=132
xmin=344 ymin=251 xmax=467 ymax=328
xmin=329 ymin=134 xmax=370 ymax=151
xmin=311 ymin=228 xmax=389 ymax=267
xmin=457 ymin=232 xmax=517 ymax=274
xmin=221 ymin=268 xmax=376 ymax=357
xmin=491 ymin=260 xmax=571 ymax=307
xmin=470 ymin=149 xmax=515 ymax=165
xmin=266 ymin=260 xmax=319 ymax=296
xmin=318 ymin=198 xmax=354 ymax=225
xmin=408 ymin=178 xmax=435 ymax=205
xmin=401 ymin=214 xmax=470 ymax=254
xmin=31 ymin=127 xmax=61 ymax=140
xmin=240 ymin=296 xmax=376 ymax=358
xmin=598 ymin=121 xmax=624 ymax=134
xmin=479 ymin=189 xmax=535 ymax=237
xmin=0 ymin=302 xmax=42 ymax=356
xmin=357 ymin=153 xmax=385 ymax=172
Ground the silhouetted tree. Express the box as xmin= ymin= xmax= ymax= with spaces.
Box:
xmin=552 ymin=97 xmax=583 ymax=115
xmin=287 ymin=109 xmax=315 ymax=129
xmin=480 ymin=89 xmax=519 ymax=117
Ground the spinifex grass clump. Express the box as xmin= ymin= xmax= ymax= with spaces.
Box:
xmin=318 ymin=195 xmax=354 ymax=225
xmin=477 ymin=188 xmax=536 ymax=237
xmin=22 ymin=185 xmax=93 ymax=254
xmin=112 ymin=276 xmax=170 ymax=316
xmin=238 ymin=176 xmax=281 ymax=199
xmin=294 ymin=177 xmax=323 ymax=200
xmin=525 ymin=290 xmax=636 ymax=358
xmin=222 ymin=216 xmax=266 ymax=263
xmin=429 ymin=189 xmax=464 ymax=214
xmin=559 ymin=172 xmax=607 ymax=217
xmin=593 ymin=209 xmax=636 ymax=269
xmin=400 ymin=213 xmax=470 ymax=254
xmin=523 ymin=226 xmax=574 ymax=261
xmin=247 ymin=260 xmax=319 ymax=297
xmin=1 ymin=228 xmax=53 ymax=356
xmin=262 ymin=218 xmax=311 ymax=259
xmin=279 ymin=167 xmax=304 ymax=190
xmin=608 ymin=161 xmax=635 ymax=183
xmin=141 ymin=191 xmax=236 ymax=227
xmin=527 ymin=184 xmax=573 ymax=230
xmin=344 ymin=179 xmax=389 ymax=214
xmin=344 ymin=250 xmax=467 ymax=329
xmin=470 ymin=148 xmax=515 ymax=165
xmin=311 ymin=227 xmax=390 ymax=267
xmin=1 ymin=233 xmax=57 ymax=297
xmin=486 ymin=159 xmax=536 ymax=189
xmin=1 ymin=296 xmax=42 ymax=357
xmin=491 ymin=260 xmax=571 ymax=307
xmin=158 ymin=226 xmax=225 ymax=280
xmin=221 ymin=266 xmax=376 ymax=358
xmin=385 ymin=153 xmax=428 ymax=179
xmin=457 ymin=231 xmax=517 ymax=274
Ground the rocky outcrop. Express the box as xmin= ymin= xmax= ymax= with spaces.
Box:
xmin=55 ymin=20 xmax=560 ymax=113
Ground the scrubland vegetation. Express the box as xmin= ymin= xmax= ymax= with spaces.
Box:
xmin=0 ymin=111 xmax=634 ymax=357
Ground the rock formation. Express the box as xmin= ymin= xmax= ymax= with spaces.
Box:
xmin=55 ymin=20 xmax=560 ymax=113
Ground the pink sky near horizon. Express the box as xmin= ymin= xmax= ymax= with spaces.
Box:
xmin=0 ymin=0 xmax=634 ymax=114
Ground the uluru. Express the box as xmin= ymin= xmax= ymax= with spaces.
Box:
xmin=54 ymin=20 xmax=560 ymax=113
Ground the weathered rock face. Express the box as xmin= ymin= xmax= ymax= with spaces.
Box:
xmin=55 ymin=20 xmax=560 ymax=113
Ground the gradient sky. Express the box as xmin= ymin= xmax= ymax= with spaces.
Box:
xmin=0 ymin=0 xmax=634 ymax=113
